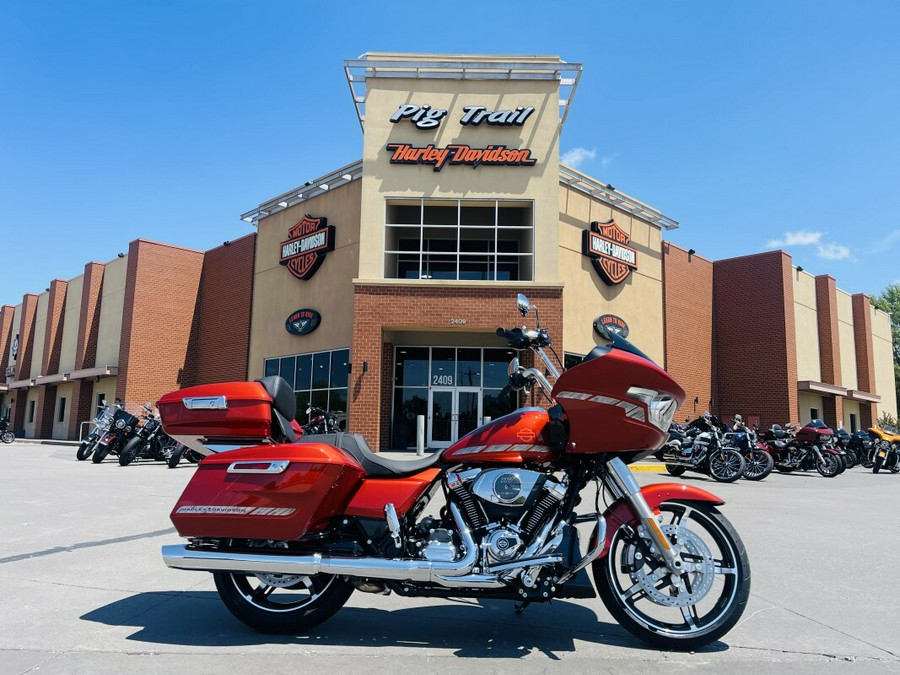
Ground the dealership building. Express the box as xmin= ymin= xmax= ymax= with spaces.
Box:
xmin=2 ymin=53 xmax=895 ymax=449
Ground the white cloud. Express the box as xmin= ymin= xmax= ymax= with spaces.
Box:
xmin=561 ymin=147 xmax=596 ymax=169
xmin=766 ymin=230 xmax=823 ymax=248
xmin=817 ymin=243 xmax=851 ymax=260
xmin=866 ymin=229 xmax=900 ymax=254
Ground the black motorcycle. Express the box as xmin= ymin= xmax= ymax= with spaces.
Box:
xmin=0 ymin=418 xmax=14 ymax=444
xmin=723 ymin=418 xmax=774 ymax=481
xmin=91 ymin=405 xmax=140 ymax=463
xmin=166 ymin=443 xmax=204 ymax=468
xmin=656 ymin=413 xmax=746 ymax=482
xmin=301 ymin=405 xmax=341 ymax=435
xmin=76 ymin=401 xmax=114 ymax=460
xmin=119 ymin=404 xmax=178 ymax=466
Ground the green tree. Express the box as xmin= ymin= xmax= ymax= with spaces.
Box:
xmin=871 ymin=283 xmax=900 ymax=406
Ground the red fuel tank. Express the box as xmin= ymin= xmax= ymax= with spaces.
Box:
xmin=442 ymin=407 xmax=558 ymax=464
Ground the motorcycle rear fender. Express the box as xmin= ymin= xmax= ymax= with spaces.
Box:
xmin=596 ymin=483 xmax=725 ymax=558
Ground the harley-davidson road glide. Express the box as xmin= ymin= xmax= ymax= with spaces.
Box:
xmin=158 ymin=294 xmax=750 ymax=650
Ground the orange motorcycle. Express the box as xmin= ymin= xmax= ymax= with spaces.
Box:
xmin=867 ymin=427 xmax=900 ymax=474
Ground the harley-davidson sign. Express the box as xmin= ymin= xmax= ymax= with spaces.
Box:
xmin=285 ymin=309 xmax=321 ymax=336
xmin=582 ymin=220 xmax=638 ymax=286
xmin=279 ymin=216 xmax=335 ymax=281
xmin=386 ymin=143 xmax=537 ymax=172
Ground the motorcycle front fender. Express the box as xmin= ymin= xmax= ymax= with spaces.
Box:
xmin=597 ymin=483 xmax=725 ymax=557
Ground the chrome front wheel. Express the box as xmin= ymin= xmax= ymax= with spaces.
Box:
xmin=707 ymin=449 xmax=745 ymax=483
xmin=594 ymin=500 xmax=751 ymax=650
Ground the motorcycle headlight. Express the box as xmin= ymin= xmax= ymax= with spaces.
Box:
xmin=125 ymin=426 xmax=132 ymax=433
xmin=116 ymin=419 xmax=125 ymax=429
xmin=627 ymin=387 xmax=679 ymax=432
xmin=818 ymin=434 xmax=831 ymax=443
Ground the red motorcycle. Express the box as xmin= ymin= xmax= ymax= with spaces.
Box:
xmin=157 ymin=293 xmax=750 ymax=650
xmin=761 ymin=421 xmax=842 ymax=477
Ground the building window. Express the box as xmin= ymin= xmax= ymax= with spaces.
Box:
xmin=809 ymin=408 xmax=819 ymax=423
xmin=96 ymin=393 xmax=106 ymax=412
xmin=263 ymin=348 xmax=350 ymax=429
xmin=28 ymin=400 xmax=35 ymax=424
xmin=57 ymin=397 xmax=66 ymax=423
xmin=564 ymin=353 xmax=584 ymax=370
xmin=384 ymin=199 xmax=534 ymax=281
xmin=849 ymin=413 xmax=857 ymax=433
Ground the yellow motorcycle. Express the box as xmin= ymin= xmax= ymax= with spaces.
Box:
xmin=867 ymin=427 xmax=900 ymax=474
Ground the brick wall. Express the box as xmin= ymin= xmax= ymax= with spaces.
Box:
xmin=662 ymin=242 xmax=714 ymax=422
xmin=851 ymin=294 xmax=878 ymax=423
xmin=351 ymin=285 xmax=563 ymax=451
xmin=116 ymin=240 xmax=204 ymax=406
xmin=194 ymin=233 xmax=256 ymax=385
xmin=0 ymin=305 xmax=14 ymax=378
xmin=712 ymin=251 xmax=798 ymax=427
xmin=68 ymin=262 xmax=106 ymax=439
xmin=10 ymin=294 xmax=39 ymax=432
xmin=34 ymin=279 xmax=68 ymax=438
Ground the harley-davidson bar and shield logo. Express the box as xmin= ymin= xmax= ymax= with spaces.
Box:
xmin=279 ymin=215 xmax=335 ymax=281
xmin=582 ymin=220 xmax=638 ymax=286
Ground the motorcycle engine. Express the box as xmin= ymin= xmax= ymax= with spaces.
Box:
xmin=443 ymin=468 xmax=566 ymax=564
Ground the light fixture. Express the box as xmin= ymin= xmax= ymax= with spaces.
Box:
xmin=362 ymin=360 xmax=368 ymax=374
xmin=606 ymin=183 xmax=615 ymax=191
xmin=341 ymin=173 xmax=352 ymax=181
xmin=278 ymin=201 xmax=288 ymax=208
xmin=296 ymin=192 xmax=304 ymax=199
xmin=117 ymin=253 xmax=124 ymax=258
xmin=687 ymin=248 xmax=696 ymax=256
xmin=242 ymin=216 xmax=254 ymax=223
xmin=797 ymin=266 xmax=804 ymax=272
xmin=305 ymin=180 xmax=313 ymax=186
xmin=319 ymin=184 xmax=329 ymax=191
xmin=223 ymin=241 xmax=231 ymax=246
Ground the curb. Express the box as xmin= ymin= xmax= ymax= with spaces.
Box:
xmin=629 ymin=463 xmax=666 ymax=472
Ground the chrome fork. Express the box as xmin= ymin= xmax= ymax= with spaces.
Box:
xmin=604 ymin=457 xmax=684 ymax=573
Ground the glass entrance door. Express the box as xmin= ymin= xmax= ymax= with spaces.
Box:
xmin=428 ymin=387 xmax=482 ymax=448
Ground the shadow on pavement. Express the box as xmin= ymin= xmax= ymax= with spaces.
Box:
xmin=81 ymin=591 xmax=730 ymax=658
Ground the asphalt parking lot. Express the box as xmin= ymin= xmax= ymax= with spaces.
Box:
xmin=2 ymin=442 xmax=900 ymax=674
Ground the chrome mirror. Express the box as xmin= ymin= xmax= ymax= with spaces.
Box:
xmin=507 ymin=356 xmax=520 ymax=378
xmin=516 ymin=293 xmax=530 ymax=317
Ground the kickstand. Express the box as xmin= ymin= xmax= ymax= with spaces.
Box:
xmin=514 ymin=600 xmax=531 ymax=614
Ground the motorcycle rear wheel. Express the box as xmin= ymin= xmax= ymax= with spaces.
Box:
xmin=593 ymin=499 xmax=751 ymax=651
xmin=665 ymin=464 xmax=686 ymax=476
xmin=707 ymin=449 xmax=745 ymax=483
xmin=167 ymin=444 xmax=186 ymax=468
xmin=741 ymin=449 xmax=774 ymax=481
xmin=213 ymin=571 xmax=354 ymax=634
xmin=816 ymin=454 xmax=841 ymax=478
xmin=843 ymin=450 xmax=857 ymax=469
xmin=0 ymin=430 xmax=14 ymax=444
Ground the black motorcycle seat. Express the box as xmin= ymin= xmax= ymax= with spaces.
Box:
xmin=255 ymin=376 xmax=296 ymax=420
xmin=294 ymin=432 xmax=443 ymax=478
xmin=772 ymin=440 xmax=788 ymax=448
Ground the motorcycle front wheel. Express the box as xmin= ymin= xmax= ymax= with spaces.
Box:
xmin=861 ymin=450 xmax=875 ymax=469
xmin=76 ymin=439 xmax=94 ymax=460
xmin=707 ymin=449 xmax=745 ymax=483
xmin=816 ymin=453 xmax=841 ymax=477
xmin=741 ymin=449 xmax=774 ymax=481
xmin=118 ymin=436 xmax=143 ymax=466
xmin=594 ymin=499 xmax=750 ymax=650
xmin=873 ymin=454 xmax=884 ymax=474
xmin=0 ymin=430 xmax=14 ymax=444
xmin=167 ymin=444 xmax=186 ymax=468
xmin=92 ymin=444 xmax=112 ymax=463
xmin=213 ymin=571 xmax=354 ymax=634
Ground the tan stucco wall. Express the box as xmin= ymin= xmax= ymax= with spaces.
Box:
xmin=559 ymin=184 xmax=664 ymax=364
xmin=93 ymin=377 xmax=118 ymax=411
xmin=793 ymin=271 xmax=821 ymax=382
xmin=29 ymin=292 xmax=50 ymax=378
xmin=836 ymin=290 xmax=857 ymax=390
xmin=6 ymin=303 xmax=22 ymax=379
xmin=843 ymin=399 xmax=860 ymax=431
xmin=798 ymin=391 xmax=824 ymax=424
xmin=248 ymin=179 xmax=362 ymax=380
xmin=358 ymin=71 xmax=560 ymax=282
xmin=872 ymin=307 xmax=897 ymax=419
xmin=58 ymin=274 xmax=84 ymax=374
xmin=23 ymin=388 xmax=39 ymax=438
xmin=95 ymin=255 xmax=128 ymax=367
xmin=52 ymin=381 xmax=74 ymax=439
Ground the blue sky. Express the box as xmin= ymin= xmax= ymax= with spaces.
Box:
xmin=2 ymin=0 xmax=899 ymax=303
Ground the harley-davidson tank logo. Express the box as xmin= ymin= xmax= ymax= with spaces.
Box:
xmin=582 ymin=220 xmax=638 ymax=286
xmin=279 ymin=215 xmax=335 ymax=281
xmin=516 ymin=428 xmax=537 ymax=443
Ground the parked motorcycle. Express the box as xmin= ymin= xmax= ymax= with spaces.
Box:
xmin=656 ymin=413 xmax=746 ymax=482
xmin=166 ymin=443 xmax=203 ymax=469
xmin=0 ymin=418 xmax=14 ymax=444
xmin=76 ymin=401 xmax=114 ymax=460
xmin=761 ymin=420 xmax=841 ymax=477
xmin=119 ymin=403 xmax=178 ymax=466
xmin=91 ymin=404 xmax=140 ymax=463
xmin=831 ymin=428 xmax=858 ymax=469
xmin=867 ymin=427 xmax=900 ymax=474
xmin=158 ymin=293 xmax=750 ymax=650
xmin=723 ymin=416 xmax=774 ymax=481
xmin=854 ymin=430 xmax=879 ymax=469
xmin=301 ymin=405 xmax=340 ymax=435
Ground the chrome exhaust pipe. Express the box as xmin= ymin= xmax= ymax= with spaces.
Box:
xmin=163 ymin=503 xmax=490 ymax=585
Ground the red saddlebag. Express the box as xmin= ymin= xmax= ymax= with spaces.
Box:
xmin=170 ymin=443 xmax=365 ymax=541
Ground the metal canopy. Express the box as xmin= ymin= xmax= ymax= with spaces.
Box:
xmin=344 ymin=54 xmax=582 ymax=133
xmin=559 ymin=165 xmax=679 ymax=230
